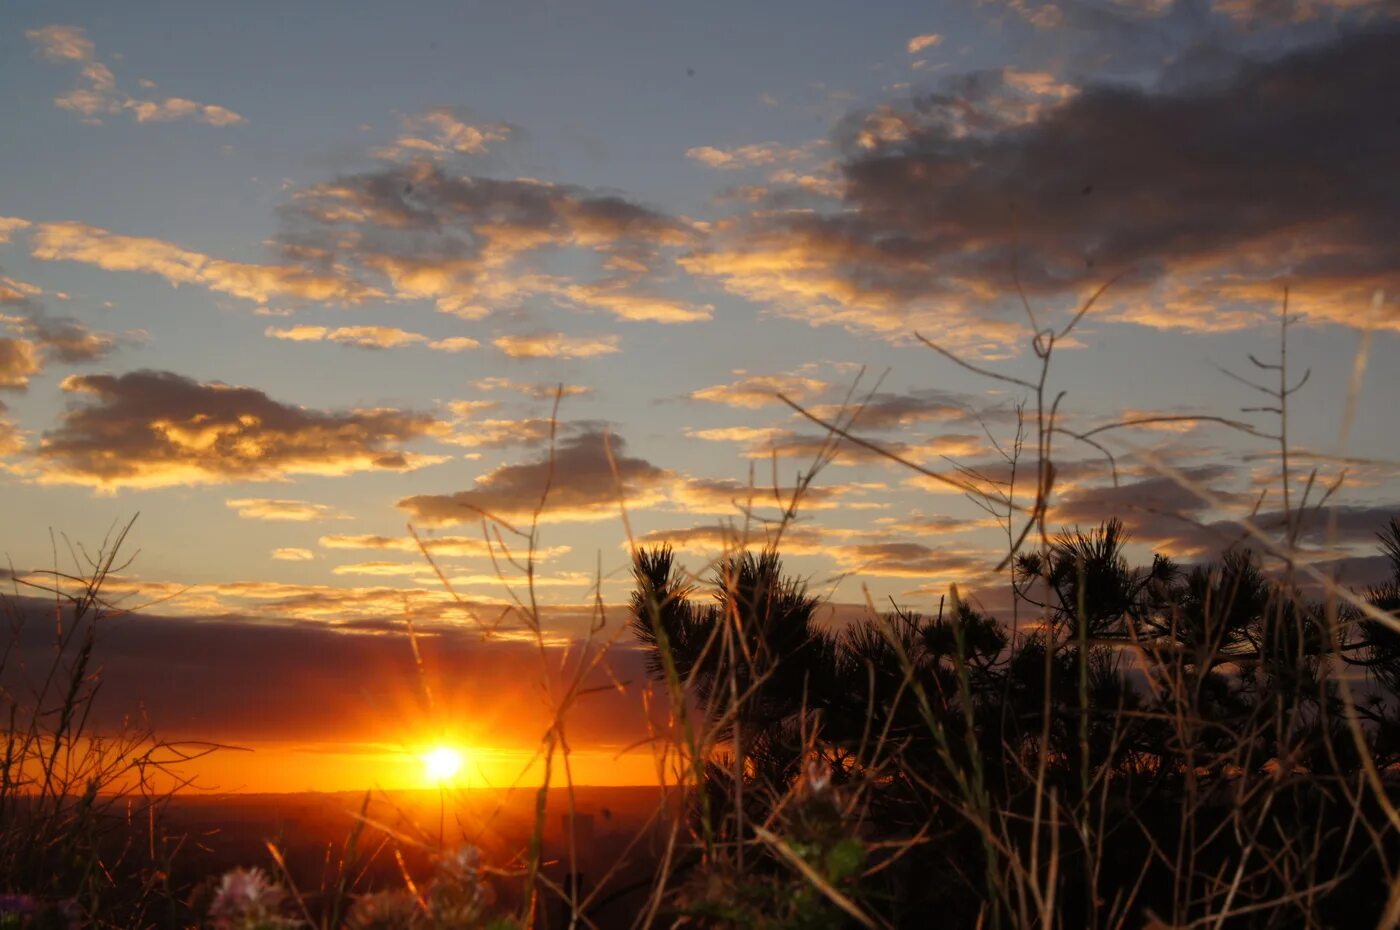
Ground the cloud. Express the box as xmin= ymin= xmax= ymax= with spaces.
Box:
xmin=0 ymin=597 xmax=655 ymax=747
xmin=685 ymin=141 xmax=821 ymax=170
xmin=227 ymin=498 xmax=347 ymax=522
xmin=906 ymin=33 xmax=943 ymax=54
xmin=30 ymin=221 xmax=375 ymax=306
xmin=272 ymin=548 xmax=315 ymax=561
xmin=0 ymin=339 xmax=42 ymax=390
xmin=429 ymin=336 xmax=479 ymax=352
xmin=1047 ymin=466 xmax=1252 ymax=556
xmin=687 ymin=426 xmax=793 ymax=444
xmin=1006 ymin=0 xmax=1400 ymax=27
xmin=0 ymin=218 xmax=31 ymax=244
xmin=10 ymin=313 xmax=120 ymax=363
xmin=560 ymin=283 xmax=712 ymax=323
xmin=26 ymin=25 xmax=94 ymax=62
xmin=399 ymin=430 xmax=671 ymax=526
xmin=493 ymin=332 xmax=620 ymax=359
xmin=373 ymin=107 xmax=512 ymax=161
xmin=811 ymin=389 xmax=986 ymax=430
xmin=690 ymin=371 xmax=828 ymax=408
xmin=669 ymin=476 xmax=880 ymax=515
xmin=318 ymin=533 xmax=571 ymax=560
xmin=685 ymin=30 xmax=1400 ymax=345
xmin=634 ymin=522 xmax=828 ymax=557
xmin=1211 ymin=0 xmax=1396 ymax=23
xmin=278 ymin=162 xmax=700 ymax=323
xmin=443 ymin=417 xmax=561 ymax=449
xmin=827 ymin=540 xmax=994 ymax=581
xmin=264 ymin=324 xmax=478 ymax=351
xmin=26 ymin=24 xmax=245 ymax=127
xmin=471 ymin=377 xmax=592 ymax=400
xmin=0 ymin=402 xmax=23 ymax=457
xmin=1 ymin=272 xmax=123 ymax=367
xmin=755 ymin=431 xmax=991 ymax=467
xmin=30 ymin=369 xmax=446 ymax=490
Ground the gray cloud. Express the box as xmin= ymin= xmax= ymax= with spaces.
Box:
xmin=399 ymin=429 xmax=671 ymax=526
xmin=32 ymin=369 xmax=445 ymax=489
xmin=687 ymin=28 xmax=1400 ymax=343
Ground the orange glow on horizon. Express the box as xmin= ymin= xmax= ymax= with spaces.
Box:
xmin=133 ymin=740 xmax=664 ymax=794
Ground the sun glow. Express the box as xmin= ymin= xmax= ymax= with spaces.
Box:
xmin=422 ymin=746 xmax=465 ymax=784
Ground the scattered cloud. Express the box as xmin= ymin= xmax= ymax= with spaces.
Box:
xmin=0 ymin=219 xmax=31 ymax=244
xmin=442 ymin=417 xmax=559 ymax=449
xmin=686 ymin=141 xmax=822 ymax=170
xmin=906 ymin=33 xmax=943 ymax=54
xmin=471 ymin=377 xmax=591 ymax=400
xmin=278 ymin=162 xmax=700 ymax=323
xmin=690 ymin=371 xmax=828 ymax=409
xmin=0 ymin=339 xmax=42 ymax=390
xmin=227 ymin=498 xmax=347 ymax=522
xmin=429 ymin=336 xmax=480 ymax=352
xmin=0 ymin=402 xmax=23 ymax=457
xmin=272 ymin=548 xmax=315 ymax=561
xmin=827 ymin=540 xmax=993 ymax=581
xmin=30 ymin=221 xmax=376 ymax=306
xmin=1210 ymin=0 xmax=1397 ymax=23
xmin=9 ymin=313 xmax=120 ymax=364
xmin=265 ymin=324 xmax=478 ymax=351
xmin=684 ymin=31 xmax=1400 ymax=346
xmin=493 ymin=332 xmax=620 ymax=359
xmin=669 ymin=476 xmax=880 ymax=515
xmin=373 ymin=107 xmax=512 ymax=161
xmin=318 ymin=533 xmax=571 ymax=560
xmin=634 ymin=522 xmax=828 ymax=557
xmin=26 ymin=24 xmax=245 ymax=126
xmin=30 ymin=369 xmax=446 ymax=490
xmin=399 ymin=429 xmax=670 ymax=525
xmin=810 ymin=389 xmax=984 ymax=430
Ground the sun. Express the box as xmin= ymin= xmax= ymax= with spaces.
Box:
xmin=422 ymin=746 xmax=465 ymax=784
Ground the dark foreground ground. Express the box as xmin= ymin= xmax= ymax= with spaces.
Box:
xmin=161 ymin=786 xmax=672 ymax=926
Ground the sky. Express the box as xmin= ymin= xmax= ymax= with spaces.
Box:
xmin=1 ymin=0 xmax=1398 ymax=791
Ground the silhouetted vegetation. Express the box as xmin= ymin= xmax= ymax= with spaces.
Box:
xmin=627 ymin=518 xmax=1400 ymax=928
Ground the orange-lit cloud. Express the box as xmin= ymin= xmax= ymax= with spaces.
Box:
xmin=442 ymin=417 xmax=560 ymax=449
xmin=493 ymin=332 xmax=620 ymax=359
xmin=272 ymin=547 xmax=315 ymax=561
xmin=472 ymin=378 xmax=591 ymax=400
xmin=906 ymin=33 xmax=943 ymax=53
xmin=227 ymin=498 xmax=347 ymax=521
xmin=634 ymin=522 xmax=828 ymax=557
xmin=0 ymin=403 xmax=24 ymax=457
xmin=374 ymin=107 xmax=512 ymax=161
xmin=0 ymin=339 xmax=41 ymax=389
xmin=752 ymin=432 xmax=991 ymax=467
xmin=30 ymin=369 xmax=446 ymax=490
xmin=686 ymin=141 xmax=822 ymax=170
xmin=400 ymin=430 xmax=670 ymax=526
xmin=265 ymin=324 xmax=479 ymax=351
xmin=827 ymin=540 xmax=995 ymax=581
xmin=0 ymin=218 xmax=31 ymax=243
xmin=690 ymin=371 xmax=828 ymax=409
xmin=26 ymin=25 xmax=246 ymax=127
xmin=319 ymin=533 xmax=571 ymax=560
xmin=669 ymin=476 xmax=882 ymax=515
xmin=30 ymin=221 xmax=375 ymax=306
xmin=687 ymin=426 xmax=793 ymax=444
xmin=279 ymin=162 xmax=701 ymax=324
xmin=561 ymin=283 xmax=712 ymax=323
xmin=2 ymin=600 xmax=656 ymax=756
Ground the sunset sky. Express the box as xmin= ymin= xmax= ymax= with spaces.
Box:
xmin=2 ymin=0 xmax=1397 ymax=791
